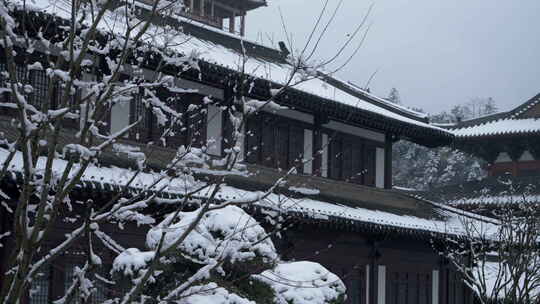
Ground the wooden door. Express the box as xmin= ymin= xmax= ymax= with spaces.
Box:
xmin=288 ymin=125 xmax=304 ymax=172
xmin=387 ymin=270 xmax=432 ymax=304
xmin=364 ymin=144 xmax=376 ymax=187
xmin=329 ymin=137 xmax=343 ymax=180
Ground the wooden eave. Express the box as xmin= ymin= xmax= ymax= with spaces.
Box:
xmin=1 ymin=167 xmax=460 ymax=242
xmin=216 ymin=0 xmax=267 ymax=11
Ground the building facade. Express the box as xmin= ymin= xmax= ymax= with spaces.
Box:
xmin=0 ymin=1 xmax=483 ymax=303
xmin=451 ymin=93 xmax=540 ymax=178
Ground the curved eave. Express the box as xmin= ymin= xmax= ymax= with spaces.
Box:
xmin=1 ymin=171 xmax=459 ymax=242
xmin=453 ymin=130 xmax=540 ymax=141
xmin=191 ymin=61 xmax=455 ymax=147
xmin=218 ymin=0 xmax=267 ymax=11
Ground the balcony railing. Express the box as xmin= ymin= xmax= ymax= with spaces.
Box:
xmin=180 ymin=11 xmax=222 ymax=29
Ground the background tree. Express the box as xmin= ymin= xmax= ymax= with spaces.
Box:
xmin=386 ymin=87 xmax=401 ymax=104
xmin=392 ymin=92 xmax=490 ymax=190
xmin=440 ymin=192 xmax=540 ymax=304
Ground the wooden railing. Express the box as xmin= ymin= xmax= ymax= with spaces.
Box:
xmin=180 ymin=11 xmax=222 ymax=29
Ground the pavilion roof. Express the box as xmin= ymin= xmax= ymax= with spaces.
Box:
xmin=450 ymin=93 xmax=540 ymax=139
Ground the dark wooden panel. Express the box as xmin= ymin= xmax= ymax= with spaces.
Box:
xmin=288 ymin=125 xmax=304 ymax=172
xmin=351 ymin=142 xmax=364 ymax=184
xmin=329 ymin=137 xmax=342 ymax=180
xmin=261 ymin=115 xmax=276 ymax=168
xmin=245 ymin=116 xmax=261 ymax=164
xmin=344 ymin=267 xmax=366 ymax=304
xmin=342 ymin=138 xmax=353 ymax=181
xmin=364 ymin=144 xmax=376 ymax=187
xmin=387 ymin=268 xmax=432 ymax=304
xmin=277 ymin=124 xmax=289 ymax=170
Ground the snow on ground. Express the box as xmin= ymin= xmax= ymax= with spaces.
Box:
xmin=254 ymin=261 xmax=345 ymax=304
xmin=451 ymin=118 xmax=540 ymax=138
xmin=13 ymin=0 xmax=447 ymax=133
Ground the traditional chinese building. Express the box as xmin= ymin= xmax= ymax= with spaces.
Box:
xmin=418 ymin=93 xmax=540 ymax=214
xmin=0 ymin=1 xmax=490 ymax=303
xmin=451 ymin=93 xmax=540 ymax=178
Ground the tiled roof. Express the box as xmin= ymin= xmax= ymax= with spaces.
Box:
xmin=412 ymin=175 xmax=540 ymax=210
xmin=450 ymin=92 xmax=540 ymax=138
xmin=0 ymin=145 xmax=497 ymax=239
xmin=451 ymin=118 xmax=540 ymax=138
xmin=16 ymin=0 xmax=452 ymax=146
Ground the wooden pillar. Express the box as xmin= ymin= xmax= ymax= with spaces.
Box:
xmin=200 ymin=0 xmax=205 ymax=16
xmin=369 ymin=240 xmax=380 ymax=304
xmin=513 ymin=161 xmax=519 ymax=176
xmin=240 ymin=14 xmax=246 ymax=36
xmin=312 ymin=114 xmax=327 ymax=177
xmin=189 ymin=0 xmax=194 ymax=12
xmin=229 ymin=12 xmax=235 ymax=34
xmin=384 ymin=133 xmax=393 ymax=189
xmin=0 ymin=204 xmax=5 ymax=290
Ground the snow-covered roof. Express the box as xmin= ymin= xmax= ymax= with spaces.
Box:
xmin=0 ymin=147 xmax=497 ymax=238
xmin=413 ymin=175 xmax=540 ymax=213
xmin=447 ymin=194 xmax=540 ymax=206
xmin=450 ymin=92 xmax=540 ymax=138
xmin=451 ymin=118 xmax=540 ymax=138
xmin=16 ymin=0 xmax=451 ymax=145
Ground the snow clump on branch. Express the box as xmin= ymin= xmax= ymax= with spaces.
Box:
xmin=254 ymin=261 xmax=346 ymax=304
xmin=146 ymin=205 xmax=278 ymax=264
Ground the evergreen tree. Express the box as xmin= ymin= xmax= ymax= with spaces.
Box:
xmin=386 ymin=88 xmax=401 ymax=104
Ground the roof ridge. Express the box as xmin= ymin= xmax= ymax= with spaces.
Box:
xmin=509 ymin=92 xmax=540 ymax=119
xmin=316 ymin=72 xmax=430 ymax=123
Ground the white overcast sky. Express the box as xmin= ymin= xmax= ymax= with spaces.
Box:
xmin=245 ymin=0 xmax=540 ymax=114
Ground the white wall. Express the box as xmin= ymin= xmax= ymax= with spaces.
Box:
xmin=206 ymin=104 xmax=223 ymax=156
xmin=520 ymin=150 xmax=535 ymax=161
xmin=376 ymin=147 xmax=385 ymax=188
xmin=494 ymin=152 xmax=512 ymax=163
xmin=432 ymin=270 xmax=439 ymax=304
xmin=366 ymin=265 xmax=370 ymax=304
xmin=303 ymin=129 xmax=313 ymax=174
xmin=321 ymin=134 xmax=329 ymax=177
xmin=110 ymin=101 xmax=130 ymax=137
xmin=377 ymin=265 xmax=386 ymax=304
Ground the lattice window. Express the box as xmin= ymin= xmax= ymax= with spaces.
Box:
xmin=8 ymin=65 xmax=27 ymax=105
xmin=28 ymin=264 xmax=50 ymax=304
xmin=30 ymin=69 xmax=49 ymax=110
